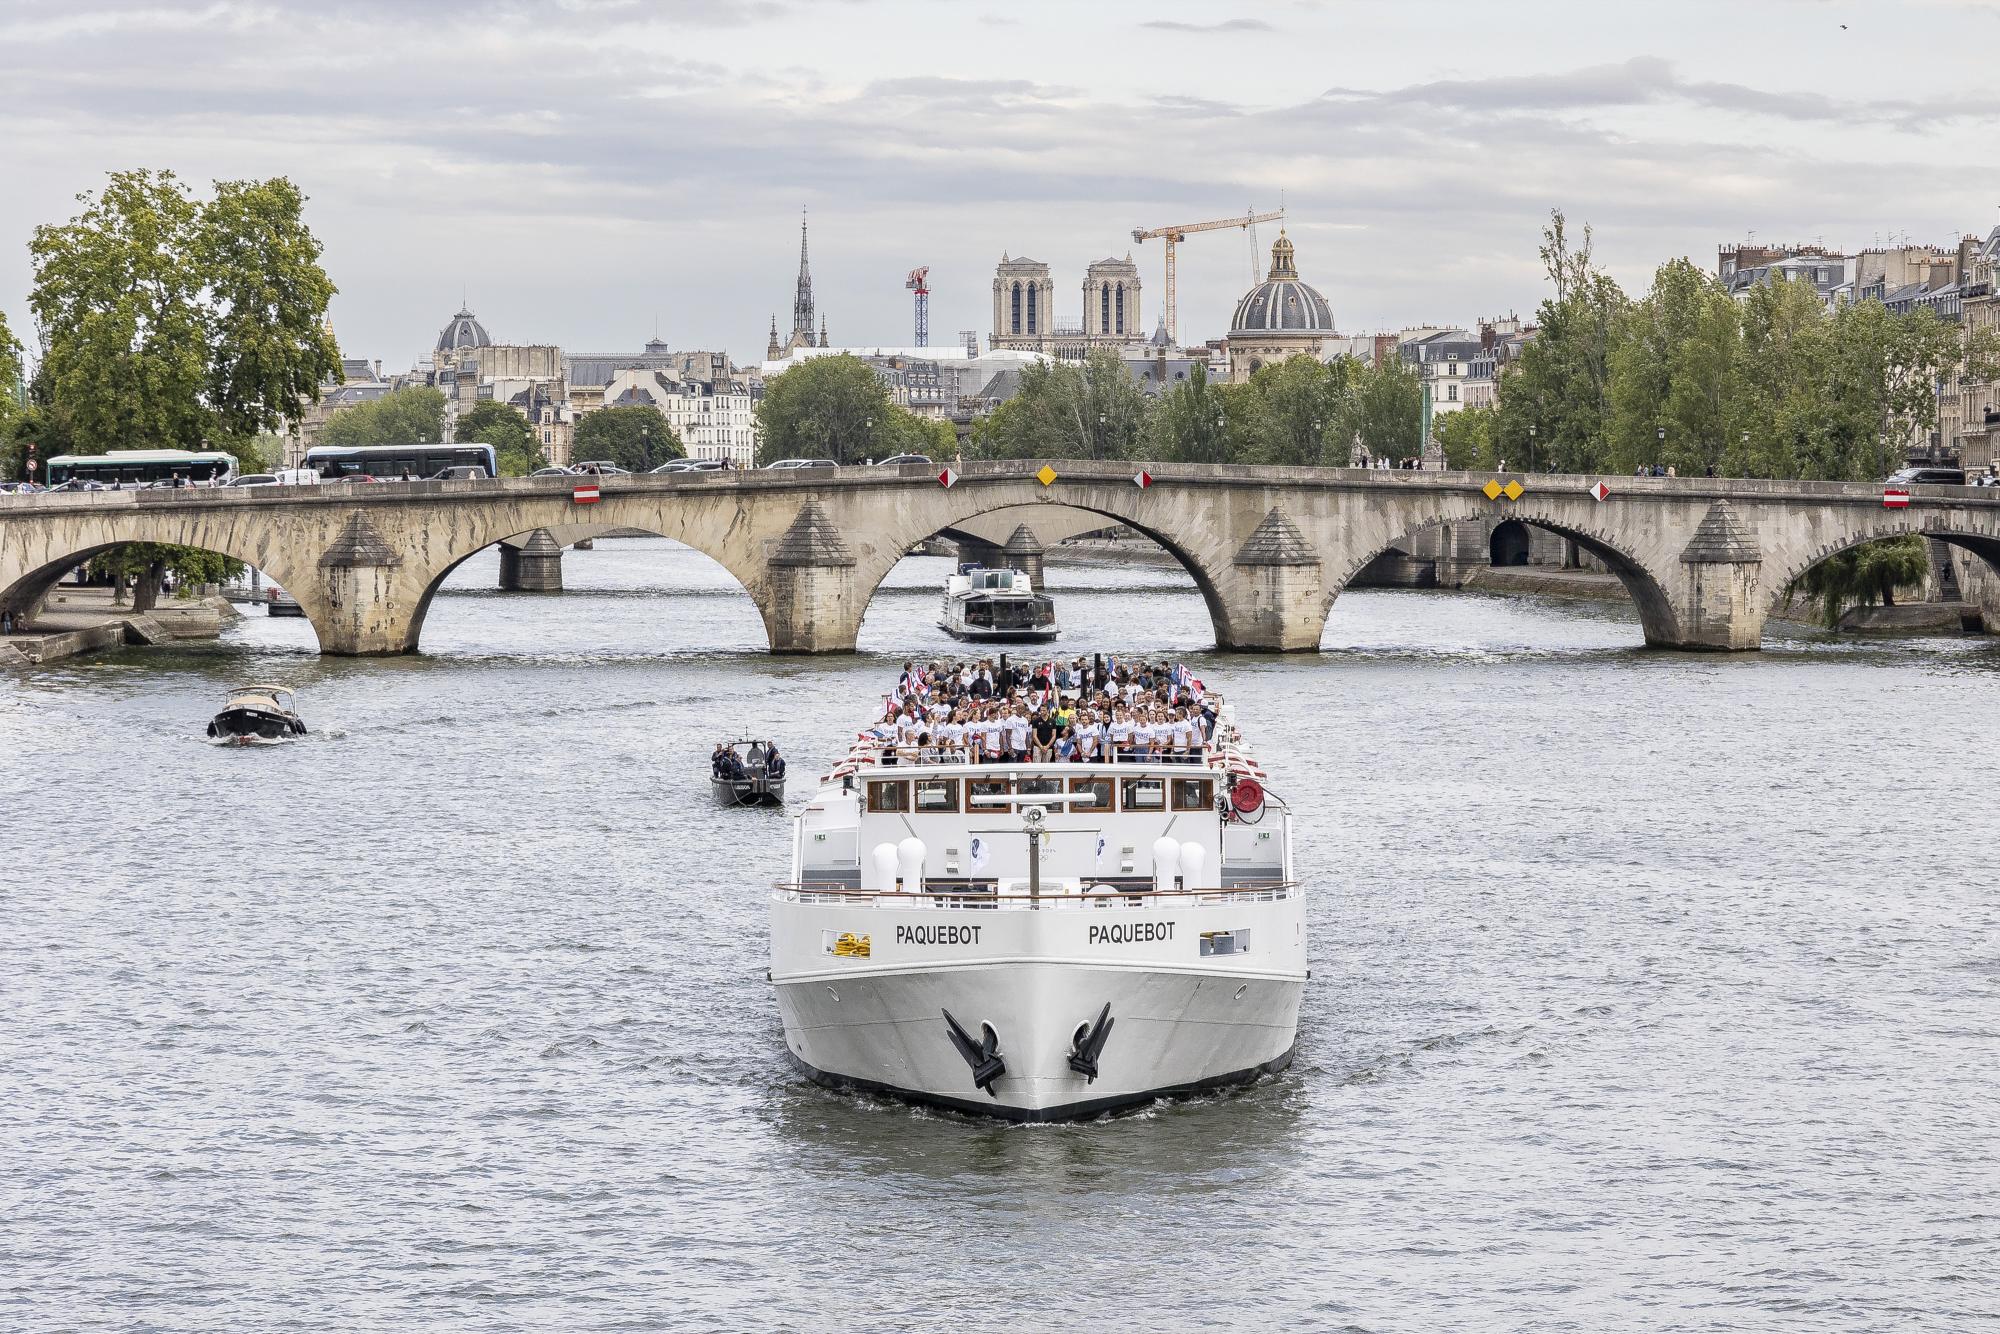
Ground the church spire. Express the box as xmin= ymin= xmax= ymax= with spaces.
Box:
xmin=791 ymin=207 xmax=816 ymax=345
xmin=767 ymin=312 xmax=781 ymax=361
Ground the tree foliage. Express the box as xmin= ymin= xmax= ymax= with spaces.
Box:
xmin=28 ymin=169 xmax=340 ymax=468
xmin=1492 ymin=207 xmax=2000 ymax=484
xmin=319 ymin=386 xmax=447 ymax=448
xmin=754 ymin=354 xmax=946 ymax=464
xmin=1787 ymin=535 xmax=1931 ymax=627
xmin=0 ymin=306 xmax=21 ymax=432
xmin=969 ymin=351 xmax=1150 ymax=461
xmin=1433 ymin=404 xmax=1499 ymax=470
xmin=572 ymin=405 xmax=685 ymax=472
xmin=456 ymin=399 xmax=544 ymax=476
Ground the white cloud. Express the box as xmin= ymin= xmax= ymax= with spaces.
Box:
xmin=0 ymin=0 xmax=1993 ymax=369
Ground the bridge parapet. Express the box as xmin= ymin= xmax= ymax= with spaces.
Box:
xmin=4 ymin=463 xmax=1998 ymax=656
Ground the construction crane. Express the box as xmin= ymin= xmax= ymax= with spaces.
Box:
xmin=905 ymin=266 xmax=930 ymax=347
xmin=1131 ymin=208 xmax=1283 ymax=344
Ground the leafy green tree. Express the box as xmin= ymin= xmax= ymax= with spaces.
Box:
xmin=1145 ymin=361 xmax=1236 ymax=463
xmin=0 ymin=306 xmax=21 ymax=433
xmin=969 ymin=351 xmax=1151 ymax=461
xmin=1494 ymin=210 xmax=1629 ymax=473
xmin=319 ymin=386 xmax=447 ymax=448
xmin=1354 ymin=357 xmax=1423 ymax=461
xmin=1236 ymin=356 xmax=1355 ymax=465
xmin=1788 ymin=535 xmax=1931 ymax=627
xmin=1606 ymin=258 xmax=1739 ymax=476
xmin=755 ymin=354 xmax=894 ymax=464
xmin=456 ymin=400 xmax=544 ymax=475
xmin=1433 ymin=404 xmax=1499 ymax=470
xmin=572 ymin=404 xmax=683 ymax=472
xmin=28 ymin=168 xmax=340 ymax=468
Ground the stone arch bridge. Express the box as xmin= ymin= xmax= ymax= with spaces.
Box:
xmin=3 ymin=461 xmax=1996 ymax=655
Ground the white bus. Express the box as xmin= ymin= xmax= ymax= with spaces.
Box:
xmin=44 ymin=450 xmax=240 ymax=488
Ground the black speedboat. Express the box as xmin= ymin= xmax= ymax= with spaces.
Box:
xmin=207 ymin=684 xmax=307 ymax=745
xmin=712 ymin=739 xmax=786 ymax=806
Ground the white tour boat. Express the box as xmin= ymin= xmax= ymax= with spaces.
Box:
xmin=769 ymin=671 xmax=1305 ymax=1121
xmin=938 ymin=565 xmax=1059 ymax=644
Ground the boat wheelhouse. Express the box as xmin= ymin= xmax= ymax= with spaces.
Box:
xmin=206 ymin=684 xmax=307 ymax=745
xmin=769 ymin=666 xmax=1305 ymax=1122
xmin=938 ymin=565 xmax=1058 ymax=644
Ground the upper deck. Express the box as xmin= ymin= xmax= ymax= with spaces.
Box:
xmin=787 ymin=657 xmax=1288 ymax=905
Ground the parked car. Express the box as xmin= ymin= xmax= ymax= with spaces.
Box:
xmin=231 ymin=474 xmax=280 ymax=487
xmin=431 ymin=465 xmax=488 ymax=481
xmin=877 ymin=454 xmax=933 ymax=467
xmin=49 ymin=480 xmax=105 ymax=492
xmin=570 ymin=461 xmax=631 ymax=475
xmin=271 ymin=468 xmax=321 ymax=486
xmin=764 ymin=458 xmax=839 ymax=470
xmin=651 ymin=460 xmax=695 ymax=474
xmin=530 ymin=466 xmax=572 ymax=478
xmin=1885 ymin=466 xmax=1966 ymax=486
xmin=684 ymin=458 xmax=727 ymax=471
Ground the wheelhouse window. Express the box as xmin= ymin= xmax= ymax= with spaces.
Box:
xmin=1171 ymin=777 xmax=1214 ymax=812
xmin=915 ymin=778 xmax=960 ymax=812
xmin=1121 ymin=777 xmax=1166 ymax=811
xmin=1018 ymin=775 xmax=1063 ymax=800
xmin=867 ymin=779 xmax=910 ymax=813
xmin=968 ymin=777 xmax=1012 ymax=811
xmin=1069 ymin=776 xmax=1114 ymax=813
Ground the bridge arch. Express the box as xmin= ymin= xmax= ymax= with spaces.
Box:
xmin=394 ymin=504 xmax=780 ymax=654
xmin=1326 ymin=499 xmax=1684 ymax=649
xmin=0 ymin=506 xmax=332 ymax=646
xmin=1762 ymin=513 xmax=2000 ymax=618
xmin=842 ymin=490 xmax=1240 ymax=654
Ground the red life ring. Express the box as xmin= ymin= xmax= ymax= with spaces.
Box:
xmin=1231 ymin=778 xmax=1264 ymax=814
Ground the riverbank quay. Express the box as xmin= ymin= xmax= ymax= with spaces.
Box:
xmin=0 ymin=587 xmax=240 ymax=665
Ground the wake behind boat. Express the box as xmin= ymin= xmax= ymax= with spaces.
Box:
xmin=770 ymin=656 xmax=1305 ymax=1122
xmin=206 ymin=684 xmax=306 ymax=745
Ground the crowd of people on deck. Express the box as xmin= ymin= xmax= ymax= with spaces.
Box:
xmin=859 ymin=656 xmax=1220 ymax=766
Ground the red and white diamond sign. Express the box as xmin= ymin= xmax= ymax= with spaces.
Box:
xmin=1133 ymin=470 xmax=1153 ymax=489
xmin=1587 ymin=480 xmax=1611 ymax=502
xmin=937 ymin=467 xmax=958 ymax=489
xmin=1883 ymin=487 xmax=1910 ymax=509
xmin=571 ymin=484 xmax=601 ymax=505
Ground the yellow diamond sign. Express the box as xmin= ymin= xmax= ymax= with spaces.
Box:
xmin=1036 ymin=465 xmax=1058 ymax=487
xmin=1483 ymin=479 xmax=1503 ymax=500
xmin=1504 ymin=480 xmax=1524 ymax=501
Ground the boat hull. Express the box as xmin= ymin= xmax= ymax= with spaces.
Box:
xmin=775 ymin=960 xmax=1301 ymax=1121
xmin=714 ymin=776 xmax=785 ymax=806
xmin=206 ymin=708 xmax=304 ymax=742
xmin=771 ymin=888 xmax=1305 ymax=1121
xmin=936 ymin=620 xmax=1061 ymax=644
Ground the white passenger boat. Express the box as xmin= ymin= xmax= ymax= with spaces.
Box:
xmin=770 ymin=671 xmax=1305 ymax=1121
xmin=938 ymin=565 xmax=1059 ymax=643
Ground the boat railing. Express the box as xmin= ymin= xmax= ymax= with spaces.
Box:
xmin=773 ymin=880 xmax=1296 ymax=909
xmin=826 ymin=740 xmax=1224 ymax=781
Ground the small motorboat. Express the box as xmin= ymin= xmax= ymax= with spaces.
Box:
xmin=712 ymin=739 xmax=786 ymax=806
xmin=207 ymin=684 xmax=307 ymax=745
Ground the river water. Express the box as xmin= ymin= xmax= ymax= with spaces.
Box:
xmin=4 ymin=538 xmax=1997 ymax=1332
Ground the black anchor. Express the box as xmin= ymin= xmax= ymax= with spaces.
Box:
xmin=1067 ymin=1003 xmax=1115 ymax=1083
xmin=942 ymin=1009 xmax=1005 ymax=1095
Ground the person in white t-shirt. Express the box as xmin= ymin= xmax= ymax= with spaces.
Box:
xmin=1075 ymin=715 xmax=1101 ymax=763
xmin=1108 ymin=708 xmax=1135 ymax=762
xmin=937 ymin=717 xmax=965 ymax=762
xmin=1006 ymin=709 xmax=1030 ymax=762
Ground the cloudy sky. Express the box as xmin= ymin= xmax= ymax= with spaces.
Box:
xmin=3 ymin=0 xmax=1996 ymax=371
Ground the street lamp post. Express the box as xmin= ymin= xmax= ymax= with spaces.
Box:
xmin=1527 ymin=423 xmax=1537 ymax=473
xmin=1656 ymin=425 xmax=1666 ymax=474
xmin=1212 ymin=412 xmax=1225 ymax=465
xmin=1097 ymin=412 xmax=1107 ymax=460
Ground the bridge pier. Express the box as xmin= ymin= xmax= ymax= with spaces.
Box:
xmin=765 ymin=500 xmax=862 ymax=654
xmin=1218 ymin=507 xmax=1327 ymax=652
xmin=498 ymin=529 xmax=564 ymax=592
xmin=316 ymin=513 xmax=409 ymax=655
xmin=1664 ymin=500 xmax=1765 ymax=651
xmin=1001 ymin=524 xmax=1046 ymax=586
